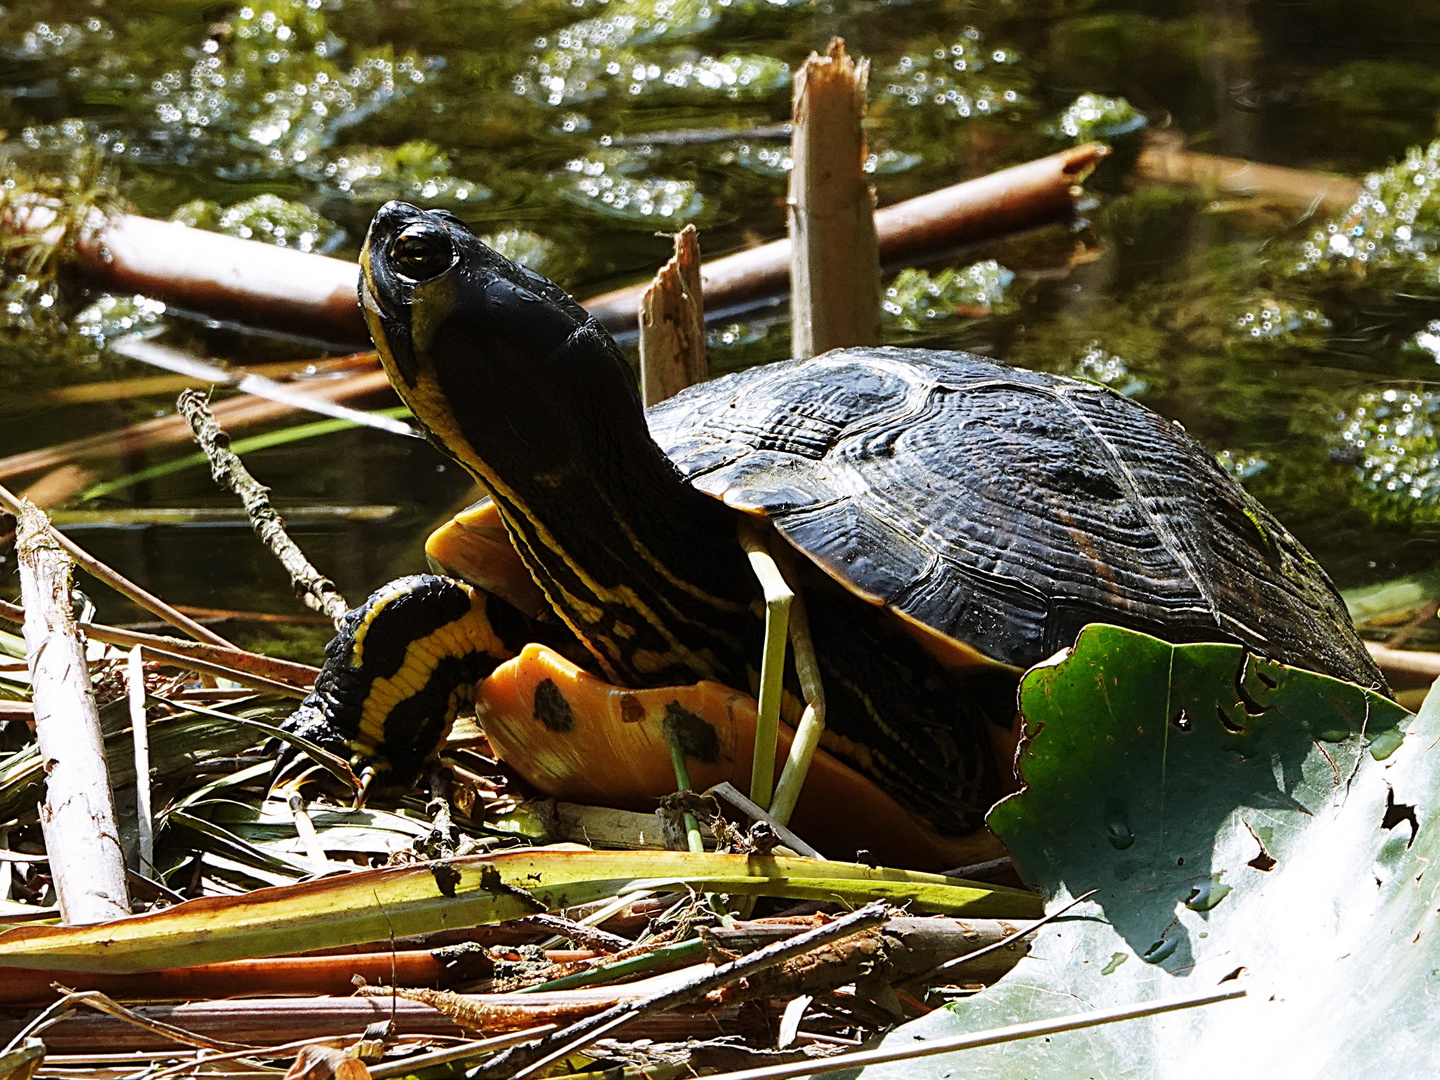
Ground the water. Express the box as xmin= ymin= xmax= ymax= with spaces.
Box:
xmin=4 ymin=0 xmax=1440 ymax=660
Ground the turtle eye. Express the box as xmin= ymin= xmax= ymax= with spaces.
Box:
xmin=388 ymin=223 xmax=455 ymax=281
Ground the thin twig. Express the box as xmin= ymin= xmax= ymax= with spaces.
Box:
xmin=906 ymin=889 xmax=1098 ymax=989
xmin=483 ymin=901 xmax=891 ymax=1080
xmin=367 ymin=1024 xmax=557 ymax=1079
xmin=691 ymin=988 xmax=1246 ymax=1080
xmin=50 ymin=988 xmax=254 ymax=1053
xmin=515 ymin=914 xmax=633 ymax=954
xmin=703 ymin=782 xmax=823 ymax=860
xmin=0 ymin=481 xmax=231 ymax=647
xmin=0 ymin=599 xmax=316 ymax=695
xmin=177 ymin=389 xmax=350 ymax=626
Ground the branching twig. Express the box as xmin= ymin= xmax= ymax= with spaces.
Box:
xmin=691 ymin=988 xmax=1246 ymax=1080
xmin=177 ymin=389 xmax=349 ymax=626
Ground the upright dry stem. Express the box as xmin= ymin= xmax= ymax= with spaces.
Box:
xmin=789 ymin=38 xmax=881 ymax=358
xmin=16 ymin=500 xmax=130 ymax=924
xmin=639 ymin=225 xmax=707 ymax=406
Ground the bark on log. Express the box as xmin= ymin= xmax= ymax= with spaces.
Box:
xmin=788 ymin=38 xmax=881 ymax=358
xmin=15 ymin=500 xmax=130 ymax=924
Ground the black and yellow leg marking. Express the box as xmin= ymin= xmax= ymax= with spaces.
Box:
xmin=277 ymin=574 xmax=529 ymax=795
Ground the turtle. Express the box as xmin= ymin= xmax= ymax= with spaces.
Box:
xmin=276 ymin=200 xmax=1384 ymax=869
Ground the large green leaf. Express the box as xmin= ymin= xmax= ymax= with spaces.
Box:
xmin=858 ymin=624 xmax=1430 ymax=1078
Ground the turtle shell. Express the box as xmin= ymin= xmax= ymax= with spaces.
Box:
xmin=647 ymin=346 xmax=1383 ymax=690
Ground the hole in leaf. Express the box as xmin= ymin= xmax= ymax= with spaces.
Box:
xmin=1248 ymin=847 xmax=1277 ymax=872
xmin=1381 ymin=787 xmax=1419 ymax=848
xmin=1170 ymin=708 xmax=1192 ymax=732
xmin=1234 ymin=651 xmax=1272 ymax=716
xmin=1216 ymin=704 xmax=1245 ymax=734
xmin=1244 ymin=819 xmax=1277 ymax=871
xmin=1142 ymin=936 xmax=1177 ymax=964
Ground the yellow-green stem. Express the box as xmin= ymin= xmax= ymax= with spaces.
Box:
xmin=738 ymin=522 xmax=793 ymax=810
xmin=666 ymin=731 xmax=706 ymax=855
xmin=769 ymin=586 xmax=826 ymax=827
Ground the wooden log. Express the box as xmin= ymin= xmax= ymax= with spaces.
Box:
xmin=15 ymin=500 xmax=131 ymax=924
xmin=584 ymin=144 xmax=1104 ymax=331
xmin=639 ymin=225 xmax=707 ymax=406
xmin=0 ymin=152 xmax=1102 ymax=346
xmin=3 ymin=199 xmax=363 ymax=344
xmin=788 ymin=38 xmax=880 ymax=358
xmin=1135 ymin=134 xmax=1361 ymax=213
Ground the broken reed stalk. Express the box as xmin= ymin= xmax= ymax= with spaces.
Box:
xmin=127 ymin=645 xmax=154 ymax=877
xmin=490 ymin=901 xmax=891 ymax=1080
xmin=177 ymin=389 xmax=350 ymax=626
xmin=737 ymin=520 xmax=792 ymax=811
xmin=788 ymin=38 xmax=881 ymax=358
xmin=0 ymin=480 xmax=231 ymax=647
xmin=693 ymin=988 xmax=1246 ymax=1080
xmin=639 ymin=225 xmax=707 ymax=406
xmin=14 ymin=500 xmax=131 ymax=924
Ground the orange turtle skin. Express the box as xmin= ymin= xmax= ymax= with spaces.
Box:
xmin=477 ymin=644 xmax=1008 ymax=870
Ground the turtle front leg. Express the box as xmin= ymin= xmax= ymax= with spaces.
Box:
xmin=274 ymin=573 xmax=532 ymax=803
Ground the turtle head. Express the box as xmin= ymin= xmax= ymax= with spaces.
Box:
xmin=359 ymin=201 xmax=640 ymax=486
